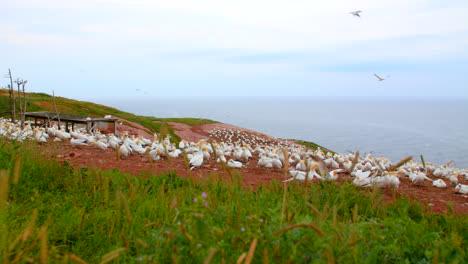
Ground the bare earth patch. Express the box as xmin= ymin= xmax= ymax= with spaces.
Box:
xmin=43 ymin=121 xmax=468 ymax=214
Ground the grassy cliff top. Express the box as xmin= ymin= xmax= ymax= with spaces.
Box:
xmin=0 ymin=89 xmax=217 ymax=141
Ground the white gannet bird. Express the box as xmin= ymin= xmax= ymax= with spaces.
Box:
xmin=432 ymin=179 xmax=447 ymax=188
xmin=227 ymin=159 xmax=243 ymax=168
xmin=349 ymin=10 xmax=362 ymax=18
xmin=189 ymin=151 xmax=204 ymax=170
xmin=324 ymin=157 xmax=339 ymax=169
xmin=131 ymin=143 xmax=148 ymax=155
xmin=217 ymin=155 xmax=227 ymax=163
xmin=288 ymin=153 xmax=301 ymax=165
xmin=455 ymin=184 xmax=468 ymax=194
xmin=373 ymin=73 xmax=388 ymax=81
xmin=284 ymin=163 xmax=321 ymax=182
xmin=295 ymin=160 xmax=307 ymax=171
xmin=179 ymin=140 xmax=187 ymax=149
xmin=71 ymin=138 xmax=87 ymax=147
xmin=378 ymin=172 xmax=400 ymax=189
xmin=240 ymin=147 xmax=252 ymax=162
xmin=363 ymin=161 xmax=373 ymax=171
xmin=201 ymin=146 xmax=211 ymax=160
xmin=433 ymin=166 xmax=449 ymax=178
xmin=119 ymin=143 xmax=132 ymax=157
xmin=283 ymin=170 xmax=306 ymax=182
xmin=352 ymin=170 xmax=372 ymax=187
xmin=409 ymin=171 xmax=433 ymax=186
xmin=448 ymin=173 xmax=459 ymax=186
xmin=94 ymin=139 xmax=108 ymax=150
xmin=148 ymin=148 xmax=163 ymax=161
xmin=322 ymin=169 xmax=344 ymax=181
xmin=258 ymin=156 xmax=273 ymax=168
xmin=272 ymin=157 xmax=282 ymax=169
xmin=168 ymin=148 xmax=182 ymax=158
xmin=343 ymin=159 xmax=353 ymax=172
xmin=108 ymin=137 xmax=120 ymax=149
xmin=34 ymin=128 xmax=48 ymax=143
xmin=459 ymin=169 xmax=468 ymax=181
xmin=396 ymin=168 xmax=409 ymax=178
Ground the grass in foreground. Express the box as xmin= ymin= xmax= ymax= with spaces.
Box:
xmin=0 ymin=140 xmax=466 ymax=263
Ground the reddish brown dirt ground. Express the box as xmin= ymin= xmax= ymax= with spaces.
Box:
xmin=40 ymin=122 xmax=468 ymax=215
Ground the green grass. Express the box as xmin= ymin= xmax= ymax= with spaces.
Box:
xmin=292 ymin=140 xmax=335 ymax=154
xmin=0 ymin=140 xmax=466 ymax=263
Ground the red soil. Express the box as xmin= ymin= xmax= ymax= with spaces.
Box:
xmin=42 ymin=122 xmax=468 ymax=215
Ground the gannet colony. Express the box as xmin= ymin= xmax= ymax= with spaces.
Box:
xmin=1 ymin=117 xmax=467 ymax=195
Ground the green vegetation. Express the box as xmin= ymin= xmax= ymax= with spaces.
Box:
xmin=0 ymin=140 xmax=466 ymax=263
xmin=293 ymin=140 xmax=334 ymax=154
xmin=0 ymin=89 xmax=218 ymax=142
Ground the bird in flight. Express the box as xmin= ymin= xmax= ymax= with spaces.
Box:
xmin=136 ymin=88 xmax=149 ymax=94
xmin=373 ymin=73 xmax=388 ymax=81
xmin=349 ymin=10 xmax=362 ymax=18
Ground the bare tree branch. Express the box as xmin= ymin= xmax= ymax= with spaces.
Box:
xmin=7 ymin=69 xmax=15 ymax=122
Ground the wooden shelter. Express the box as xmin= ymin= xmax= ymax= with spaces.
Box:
xmin=24 ymin=111 xmax=118 ymax=134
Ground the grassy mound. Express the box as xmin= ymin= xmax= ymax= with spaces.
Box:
xmin=0 ymin=140 xmax=466 ymax=263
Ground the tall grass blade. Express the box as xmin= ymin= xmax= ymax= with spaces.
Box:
xmin=68 ymin=254 xmax=88 ymax=264
xmin=280 ymin=183 xmax=288 ymax=227
xmin=245 ymin=237 xmax=258 ymax=264
xmin=38 ymin=225 xmax=48 ymax=264
xmin=236 ymin=253 xmax=247 ymax=264
xmin=0 ymin=170 xmax=9 ymax=210
xmin=203 ymin=248 xmax=219 ymax=264
xmin=282 ymin=148 xmax=289 ymax=176
xmin=99 ymin=248 xmax=126 ymax=264
xmin=118 ymin=191 xmax=132 ymax=224
xmin=13 ymin=157 xmax=21 ymax=184
xmin=349 ymin=151 xmax=360 ymax=173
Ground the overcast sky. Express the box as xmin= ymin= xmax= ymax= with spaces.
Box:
xmin=1 ymin=0 xmax=467 ymax=99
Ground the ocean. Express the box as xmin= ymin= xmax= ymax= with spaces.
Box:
xmin=96 ymin=97 xmax=468 ymax=168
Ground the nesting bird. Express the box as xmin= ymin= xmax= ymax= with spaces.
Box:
xmin=409 ymin=171 xmax=433 ymax=186
xmin=189 ymin=151 xmax=204 ymax=170
xmin=455 ymin=184 xmax=468 ymax=194
xmin=432 ymin=179 xmax=447 ymax=188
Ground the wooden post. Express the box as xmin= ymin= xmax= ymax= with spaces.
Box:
xmin=7 ymin=69 xmax=15 ymax=122
xmin=52 ymin=91 xmax=61 ymax=128
xmin=15 ymin=79 xmax=27 ymax=128
xmin=21 ymin=81 xmax=28 ymax=128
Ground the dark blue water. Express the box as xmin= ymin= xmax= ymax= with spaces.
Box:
xmin=96 ymin=96 xmax=468 ymax=168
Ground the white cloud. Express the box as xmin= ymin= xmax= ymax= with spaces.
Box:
xmin=0 ymin=25 xmax=73 ymax=45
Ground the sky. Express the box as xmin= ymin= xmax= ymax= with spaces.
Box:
xmin=1 ymin=0 xmax=468 ymax=99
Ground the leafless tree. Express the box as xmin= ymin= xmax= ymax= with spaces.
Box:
xmin=4 ymin=69 xmax=28 ymax=126
xmin=6 ymin=69 xmax=16 ymax=122
xmin=15 ymin=78 xmax=28 ymax=127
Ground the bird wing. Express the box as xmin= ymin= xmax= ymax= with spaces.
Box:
xmin=373 ymin=73 xmax=383 ymax=80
